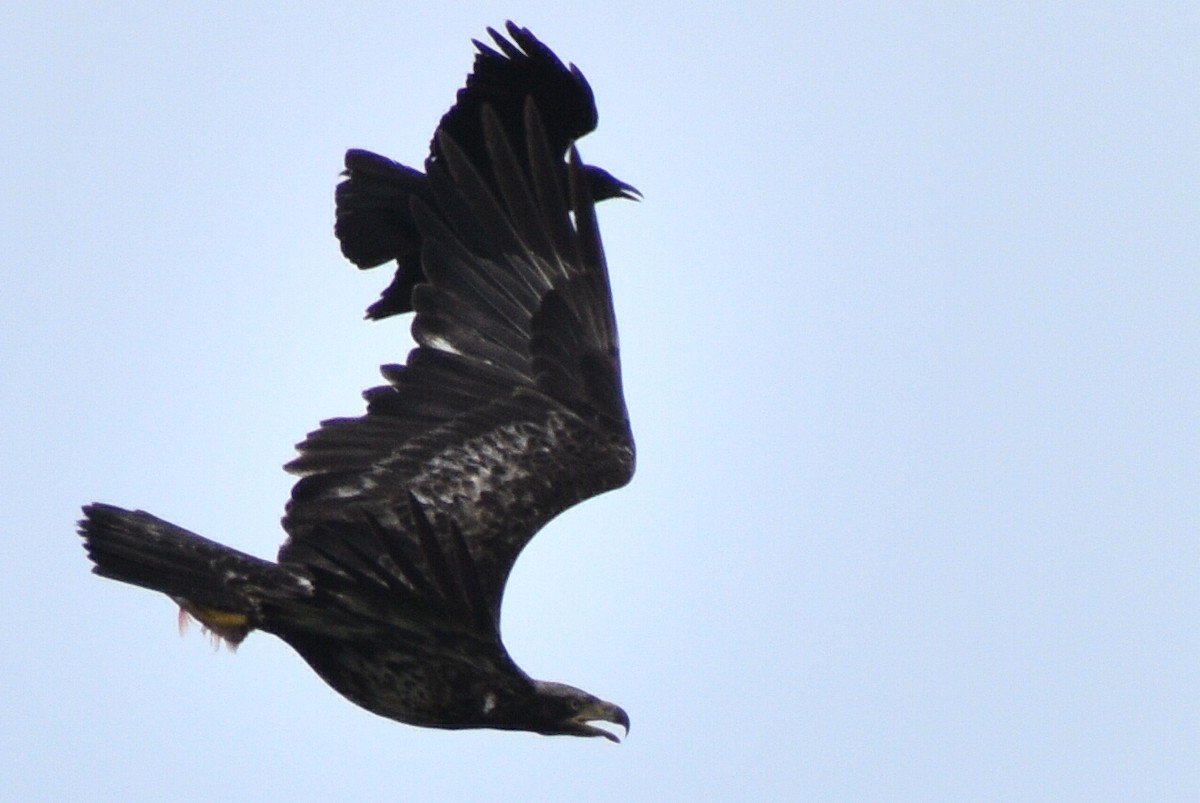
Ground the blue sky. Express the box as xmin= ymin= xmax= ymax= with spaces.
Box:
xmin=2 ymin=2 xmax=1196 ymax=800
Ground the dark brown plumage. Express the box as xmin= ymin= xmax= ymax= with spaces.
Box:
xmin=78 ymin=25 xmax=636 ymax=743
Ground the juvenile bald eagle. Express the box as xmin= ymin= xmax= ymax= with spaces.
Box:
xmin=78 ymin=23 xmax=636 ymax=742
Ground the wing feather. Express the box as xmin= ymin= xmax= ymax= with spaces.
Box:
xmin=281 ymin=105 xmax=633 ymax=634
xmin=433 ymin=22 xmax=599 ymax=175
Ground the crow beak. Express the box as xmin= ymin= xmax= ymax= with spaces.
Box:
xmin=613 ymin=179 xmax=642 ymax=202
xmin=583 ymin=164 xmax=642 ymax=203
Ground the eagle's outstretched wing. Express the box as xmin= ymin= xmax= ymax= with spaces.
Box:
xmin=431 ymin=22 xmax=600 ymax=176
xmin=282 ymin=102 xmax=634 ymax=633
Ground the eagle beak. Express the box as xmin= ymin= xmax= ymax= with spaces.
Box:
xmin=574 ymin=700 xmax=630 ymax=743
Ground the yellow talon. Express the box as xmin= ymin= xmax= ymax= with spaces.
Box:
xmin=175 ymin=599 xmax=250 ymax=649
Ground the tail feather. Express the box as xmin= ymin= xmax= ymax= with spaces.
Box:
xmin=78 ymin=503 xmax=295 ymax=643
xmin=335 ymin=149 xmax=427 ymax=319
xmin=335 ymin=148 xmax=426 ymax=270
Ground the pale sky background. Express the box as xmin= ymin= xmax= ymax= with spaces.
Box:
xmin=2 ymin=2 xmax=1196 ymax=800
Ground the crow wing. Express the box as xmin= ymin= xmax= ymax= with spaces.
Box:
xmin=282 ymin=102 xmax=633 ymax=636
xmin=335 ymin=22 xmax=608 ymax=321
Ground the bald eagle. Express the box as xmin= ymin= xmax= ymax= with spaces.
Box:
xmin=78 ymin=23 xmax=636 ymax=742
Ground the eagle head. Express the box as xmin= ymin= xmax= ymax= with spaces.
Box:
xmin=525 ymin=680 xmax=630 ymax=743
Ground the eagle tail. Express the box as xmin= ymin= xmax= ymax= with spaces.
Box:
xmin=78 ymin=503 xmax=284 ymax=647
